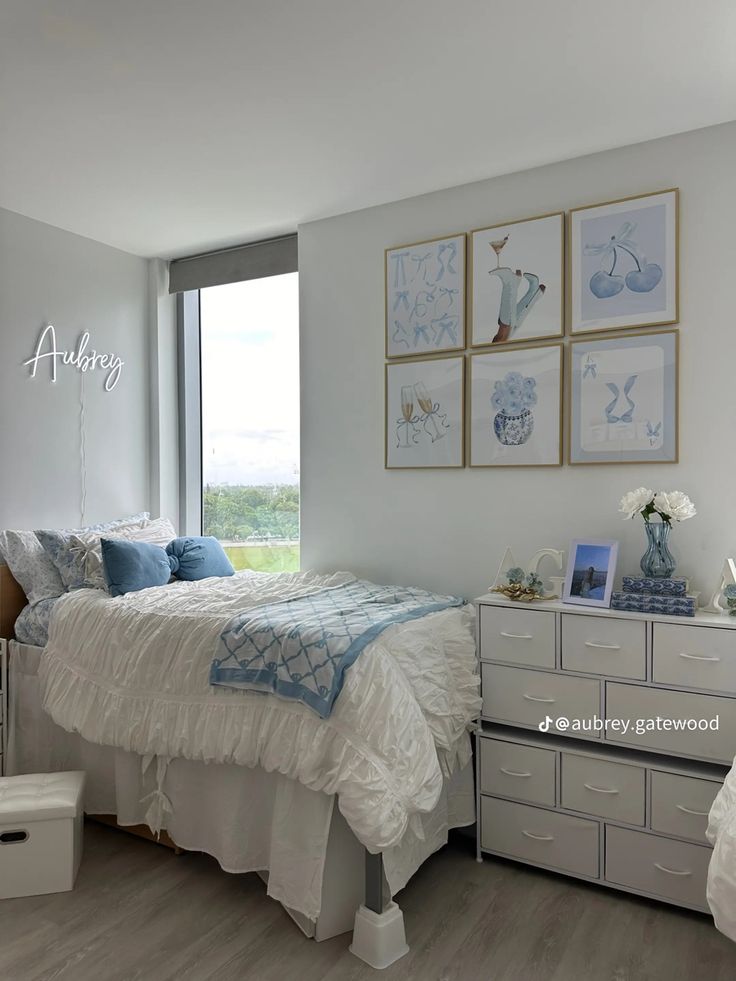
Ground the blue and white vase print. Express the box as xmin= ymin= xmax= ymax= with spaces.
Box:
xmin=491 ymin=371 xmax=537 ymax=447
xmin=493 ymin=408 xmax=534 ymax=446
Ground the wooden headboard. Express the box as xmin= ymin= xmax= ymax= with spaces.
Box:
xmin=0 ymin=565 xmax=27 ymax=639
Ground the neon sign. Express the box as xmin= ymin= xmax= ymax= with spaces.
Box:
xmin=24 ymin=324 xmax=124 ymax=392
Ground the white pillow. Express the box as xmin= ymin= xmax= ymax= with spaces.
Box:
xmin=68 ymin=517 xmax=178 ymax=590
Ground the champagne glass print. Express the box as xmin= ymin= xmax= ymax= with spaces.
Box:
xmin=414 ymin=380 xmax=449 ymax=442
xmin=490 ymin=235 xmax=509 ymax=269
xmin=397 ymin=384 xmax=419 ymax=448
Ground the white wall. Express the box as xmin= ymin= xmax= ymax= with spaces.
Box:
xmin=147 ymin=257 xmax=179 ymax=525
xmin=299 ymin=122 xmax=736 ymax=600
xmin=0 ymin=207 xmax=151 ymax=529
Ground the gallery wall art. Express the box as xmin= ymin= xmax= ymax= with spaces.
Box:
xmin=469 ymin=344 xmax=562 ymax=467
xmin=470 ymin=213 xmax=563 ymax=347
xmin=383 ymin=188 xmax=681 ymax=471
xmin=385 ymin=234 xmax=465 ymax=358
xmin=569 ymin=189 xmax=678 ymax=335
xmin=385 ymin=355 xmax=464 ymax=469
xmin=568 ymin=329 xmax=678 ymax=465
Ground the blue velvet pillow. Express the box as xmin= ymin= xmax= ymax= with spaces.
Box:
xmin=101 ymin=538 xmax=173 ymax=597
xmin=101 ymin=535 xmax=235 ymax=597
xmin=165 ymin=537 xmax=234 ymax=581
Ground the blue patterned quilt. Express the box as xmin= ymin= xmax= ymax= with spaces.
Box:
xmin=210 ymin=579 xmax=466 ymax=718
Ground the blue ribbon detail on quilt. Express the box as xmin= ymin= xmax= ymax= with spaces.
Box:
xmin=210 ymin=579 xmax=466 ymax=718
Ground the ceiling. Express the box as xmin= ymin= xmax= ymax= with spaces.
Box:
xmin=1 ymin=1 xmax=734 ymax=259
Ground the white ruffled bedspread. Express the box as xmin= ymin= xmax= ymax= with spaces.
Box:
xmin=39 ymin=570 xmax=481 ymax=852
xmin=707 ymin=765 xmax=736 ymax=940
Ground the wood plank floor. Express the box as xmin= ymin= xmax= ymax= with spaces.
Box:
xmin=1 ymin=821 xmax=735 ymax=980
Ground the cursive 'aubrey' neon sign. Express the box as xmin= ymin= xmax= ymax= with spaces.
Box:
xmin=23 ymin=324 xmax=124 ymax=392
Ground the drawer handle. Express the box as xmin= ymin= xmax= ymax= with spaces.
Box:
xmin=522 ymin=830 xmax=555 ymax=842
xmin=585 ymin=641 xmax=621 ymax=651
xmin=500 ymin=767 xmax=532 ymax=778
xmin=523 ymin=694 xmax=556 ymax=704
xmin=678 ymin=652 xmax=721 ymax=663
xmin=676 ymin=804 xmax=710 ymax=817
xmin=654 ymin=862 xmax=692 ymax=877
xmin=500 ymin=631 xmax=534 ymax=640
xmin=583 ymin=783 xmax=619 ymax=795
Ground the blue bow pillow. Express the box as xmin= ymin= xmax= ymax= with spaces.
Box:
xmin=166 ymin=536 xmax=235 ymax=581
xmin=101 ymin=536 xmax=235 ymax=597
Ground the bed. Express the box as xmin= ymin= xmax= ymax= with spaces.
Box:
xmin=0 ymin=560 xmax=480 ymax=950
xmin=708 ymin=764 xmax=736 ymax=942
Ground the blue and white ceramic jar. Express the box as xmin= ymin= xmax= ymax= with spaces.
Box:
xmin=493 ymin=408 xmax=534 ymax=446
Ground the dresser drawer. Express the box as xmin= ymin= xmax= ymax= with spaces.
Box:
xmin=653 ymin=623 xmax=736 ymax=694
xmin=561 ymin=752 xmax=645 ymax=825
xmin=479 ymin=606 xmax=556 ymax=668
xmin=605 ymin=826 xmax=710 ymax=911
xmin=482 ymin=664 xmax=600 ymax=734
xmin=479 ymin=737 xmax=556 ymax=806
xmin=650 ymin=771 xmax=722 ymax=844
xmin=605 ymin=683 xmax=736 ymax=763
xmin=481 ymin=797 xmax=599 ymax=878
xmin=562 ymin=614 xmax=646 ymax=680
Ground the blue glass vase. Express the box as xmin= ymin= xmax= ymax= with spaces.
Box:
xmin=640 ymin=521 xmax=676 ymax=578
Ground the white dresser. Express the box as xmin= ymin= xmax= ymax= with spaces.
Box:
xmin=475 ymin=595 xmax=735 ymax=913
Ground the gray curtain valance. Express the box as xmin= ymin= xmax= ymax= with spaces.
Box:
xmin=168 ymin=234 xmax=297 ymax=293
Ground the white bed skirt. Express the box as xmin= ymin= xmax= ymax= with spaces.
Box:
xmin=8 ymin=641 xmax=474 ymax=931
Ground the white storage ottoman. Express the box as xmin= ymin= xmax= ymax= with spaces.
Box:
xmin=0 ymin=771 xmax=85 ymax=899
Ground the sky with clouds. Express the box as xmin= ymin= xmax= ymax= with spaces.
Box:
xmin=200 ymin=273 xmax=299 ymax=486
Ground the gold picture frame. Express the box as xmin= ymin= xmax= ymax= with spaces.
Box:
xmin=567 ymin=328 xmax=679 ymax=465
xmin=568 ymin=188 xmax=679 ymax=335
xmin=468 ymin=342 xmax=563 ymax=468
xmin=470 ymin=212 xmax=564 ymax=348
xmin=385 ymin=353 xmax=465 ymax=469
xmin=385 ymin=233 xmax=466 ymax=359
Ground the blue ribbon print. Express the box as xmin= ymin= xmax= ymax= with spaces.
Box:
xmin=411 ymin=251 xmax=433 ymax=284
xmin=391 ymin=251 xmax=409 ymax=288
xmin=388 ymin=238 xmax=462 ymax=356
xmin=392 ymin=320 xmax=410 ymax=350
xmin=435 ymin=240 xmax=457 ymax=281
xmin=392 ymin=290 xmax=410 ymax=312
xmin=431 ymin=314 xmax=459 ymax=347
xmin=605 ymin=374 xmax=638 ymax=424
xmin=646 ymin=420 xmax=662 ymax=445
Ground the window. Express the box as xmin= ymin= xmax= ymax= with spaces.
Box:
xmin=199 ymin=272 xmax=300 ymax=572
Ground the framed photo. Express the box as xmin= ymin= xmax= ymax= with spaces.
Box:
xmin=570 ymin=189 xmax=678 ymax=335
xmin=385 ymin=355 xmax=464 ymax=469
xmin=569 ymin=329 xmax=678 ymax=465
xmin=469 ymin=343 xmax=562 ymax=467
xmin=470 ymin=213 xmax=563 ymax=347
xmin=563 ymin=540 xmax=619 ymax=608
xmin=385 ymin=234 xmax=465 ymax=358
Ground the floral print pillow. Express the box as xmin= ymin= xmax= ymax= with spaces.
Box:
xmin=0 ymin=530 xmax=65 ymax=604
xmin=13 ymin=596 xmax=59 ymax=647
xmin=0 ymin=513 xmax=151 ymax=605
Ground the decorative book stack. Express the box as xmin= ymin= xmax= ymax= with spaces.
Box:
xmin=611 ymin=576 xmax=697 ymax=617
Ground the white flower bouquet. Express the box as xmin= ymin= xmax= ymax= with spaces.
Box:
xmin=619 ymin=487 xmax=696 ymax=525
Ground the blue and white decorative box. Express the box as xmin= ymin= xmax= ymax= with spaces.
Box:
xmin=622 ymin=576 xmax=688 ymax=596
xmin=611 ymin=591 xmax=697 ymax=617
